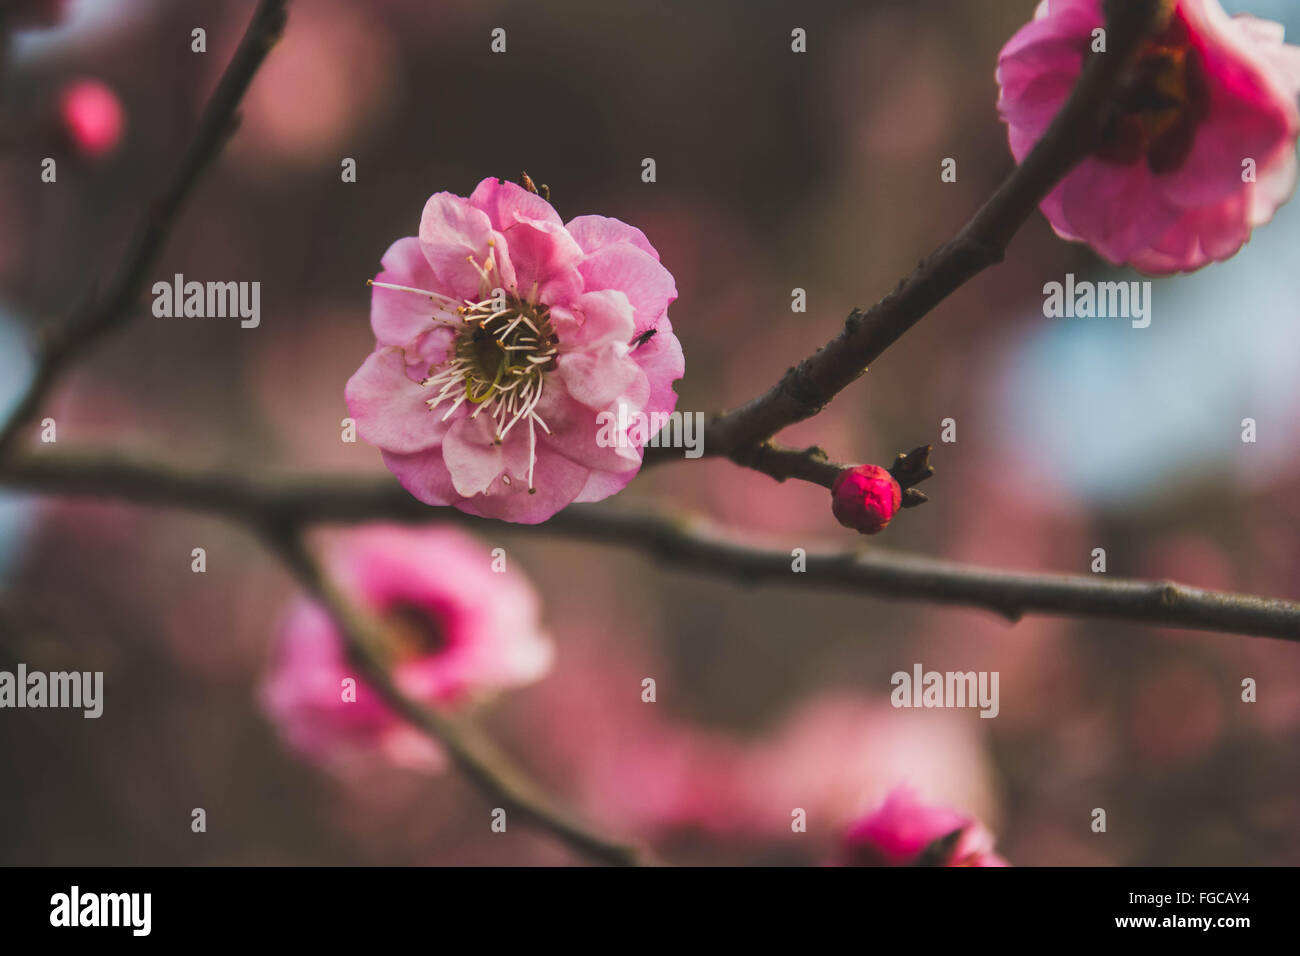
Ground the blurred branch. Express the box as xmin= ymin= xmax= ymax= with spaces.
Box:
xmin=0 ymin=0 xmax=291 ymax=457
xmin=259 ymin=521 xmax=646 ymax=867
xmin=5 ymin=448 xmax=1298 ymax=641
xmin=644 ymin=0 xmax=1173 ymax=473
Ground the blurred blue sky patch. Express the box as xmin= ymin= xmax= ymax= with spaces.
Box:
xmin=996 ymin=181 xmax=1300 ymax=507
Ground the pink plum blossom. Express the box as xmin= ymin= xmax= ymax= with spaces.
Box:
xmin=58 ymin=79 xmax=124 ymax=159
xmin=738 ymin=696 xmax=1000 ymax=844
xmin=262 ymin=525 xmax=552 ymax=771
xmin=840 ymin=786 xmax=1009 ymax=866
xmin=346 ymin=178 xmax=684 ymax=523
xmin=997 ymin=0 xmax=1300 ymax=273
xmin=512 ymin=632 xmax=753 ymax=839
xmin=235 ymin=0 xmax=396 ymax=166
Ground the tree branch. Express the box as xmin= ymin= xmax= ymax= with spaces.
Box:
xmin=0 ymin=0 xmax=292 ymax=456
xmin=5 ymin=449 xmax=1296 ymax=641
xmin=644 ymin=0 xmax=1173 ymax=470
xmin=728 ymin=443 xmax=846 ymax=488
xmin=259 ymin=521 xmax=646 ymax=867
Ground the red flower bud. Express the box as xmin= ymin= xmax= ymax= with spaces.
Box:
xmin=830 ymin=464 xmax=901 ymax=535
xmin=59 ymin=79 xmax=124 ymax=159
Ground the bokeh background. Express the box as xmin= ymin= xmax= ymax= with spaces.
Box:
xmin=1 ymin=0 xmax=1297 ymax=865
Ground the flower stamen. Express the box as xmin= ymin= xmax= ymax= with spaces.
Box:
xmin=380 ymin=266 xmax=559 ymax=491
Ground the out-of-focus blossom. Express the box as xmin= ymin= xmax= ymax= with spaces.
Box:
xmin=537 ymin=680 xmax=1004 ymax=852
xmin=346 ymin=177 xmax=684 ymax=523
xmin=830 ymin=463 xmax=901 ymax=534
xmin=840 ymin=786 xmax=1009 ymax=866
xmin=58 ymin=78 xmax=123 ymax=158
xmin=997 ymin=0 xmax=1300 ymax=273
xmin=576 ymin=726 xmax=751 ymax=838
xmin=262 ymin=525 xmax=552 ymax=771
xmin=235 ymin=0 xmax=395 ymax=165
xmin=512 ymin=631 xmax=751 ymax=839
xmin=739 ymin=696 xmax=1000 ymax=842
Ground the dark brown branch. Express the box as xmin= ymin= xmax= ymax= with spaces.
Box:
xmin=260 ymin=523 xmax=645 ymax=867
xmin=645 ymin=0 xmax=1173 ymax=470
xmin=5 ymin=449 xmax=1296 ymax=641
xmin=729 ymin=443 xmax=846 ymax=488
xmin=0 ymin=0 xmax=292 ymax=456
xmin=725 ymin=443 xmax=934 ymax=516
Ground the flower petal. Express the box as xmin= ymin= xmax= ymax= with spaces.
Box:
xmin=418 ymin=192 xmax=513 ymax=302
xmin=380 ymin=448 xmax=458 ymax=507
xmin=578 ymin=242 xmax=677 ymax=333
xmin=454 ymin=443 xmax=592 ymax=524
xmin=371 ymin=237 xmax=455 ymax=347
xmin=564 ymin=289 xmax=637 ymax=349
xmin=630 ymin=318 xmax=685 ymax=420
xmin=344 ymin=347 xmax=447 ymax=453
xmin=1058 ymin=159 xmax=1183 ymax=264
xmin=537 ymin=371 xmax=648 ymax=473
xmin=499 ymin=216 xmax=585 ymax=306
xmin=442 ymin=414 xmax=507 ymax=497
xmin=468 ymin=176 xmax=564 ymax=231
xmin=566 ymin=214 xmax=660 ymax=259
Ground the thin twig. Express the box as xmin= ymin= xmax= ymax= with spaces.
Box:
xmin=259 ymin=521 xmax=646 ymax=867
xmin=644 ymin=0 xmax=1174 ymax=472
xmin=5 ymin=449 xmax=1297 ymax=641
xmin=729 ymin=443 xmax=846 ymax=488
xmin=0 ymin=0 xmax=292 ymax=456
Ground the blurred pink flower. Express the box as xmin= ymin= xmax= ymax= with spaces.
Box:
xmin=234 ymin=0 xmax=395 ymax=166
xmin=346 ymin=177 xmax=684 ymax=523
xmin=512 ymin=635 xmax=751 ymax=840
xmin=739 ymin=696 xmax=1000 ymax=843
xmin=262 ymin=525 xmax=552 ymax=771
xmin=576 ymin=726 xmax=751 ymax=839
xmin=841 ymin=786 xmax=1009 ymax=866
xmin=997 ymin=0 xmax=1300 ymax=273
xmin=58 ymin=79 xmax=123 ymax=158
